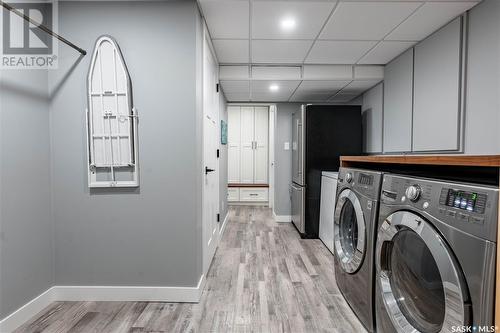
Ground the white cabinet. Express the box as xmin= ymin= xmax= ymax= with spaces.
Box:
xmin=227 ymin=188 xmax=240 ymax=202
xmin=228 ymin=106 xmax=268 ymax=184
xmin=383 ymin=48 xmax=414 ymax=153
xmin=253 ymin=107 xmax=269 ymax=184
xmin=228 ymin=106 xmax=241 ymax=183
xmin=239 ymin=188 xmax=269 ymax=202
xmin=413 ymin=17 xmax=463 ymax=152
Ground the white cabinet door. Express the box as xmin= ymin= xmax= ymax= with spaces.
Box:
xmin=254 ymin=107 xmax=268 ymax=184
xmin=228 ymin=106 xmax=241 ymax=183
xmin=413 ymin=17 xmax=462 ymax=152
xmin=383 ymin=48 xmax=414 ymax=153
xmin=240 ymin=107 xmax=254 ymax=184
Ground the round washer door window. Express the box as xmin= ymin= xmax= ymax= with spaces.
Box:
xmin=390 ymin=229 xmax=445 ymax=332
xmin=376 ymin=211 xmax=469 ymax=333
xmin=334 ymin=189 xmax=366 ymax=273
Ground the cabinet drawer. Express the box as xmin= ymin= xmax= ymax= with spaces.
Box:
xmin=228 ymin=188 xmax=240 ymax=202
xmin=239 ymin=188 xmax=269 ymax=202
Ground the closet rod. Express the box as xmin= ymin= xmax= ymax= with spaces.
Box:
xmin=0 ymin=0 xmax=87 ymax=55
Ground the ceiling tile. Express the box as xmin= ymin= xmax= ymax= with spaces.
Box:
xmin=200 ymin=1 xmax=249 ymax=39
xmin=340 ymin=80 xmax=382 ymax=94
xmin=320 ymin=2 xmax=421 ymax=41
xmin=328 ymin=91 xmax=361 ymax=103
xmin=296 ymin=80 xmax=352 ymax=93
xmin=386 ymin=2 xmax=477 ymax=41
xmin=220 ymin=80 xmax=250 ymax=94
xmin=223 ymin=92 xmax=251 ymax=102
xmin=290 ymin=92 xmax=332 ymax=102
xmin=305 ymin=40 xmax=377 ymax=64
xmin=251 ymin=1 xmax=336 ymax=39
xmin=250 ymin=80 xmax=300 ymax=102
xmin=252 ymin=40 xmax=313 ymax=63
xmin=357 ymin=41 xmax=415 ymax=64
xmin=219 ymin=66 xmax=250 ymax=80
xmin=213 ymin=40 xmax=249 ymax=63
xmin=302 ymin=65 xmax=353 ymax=80
xmin=354 ymin=65 xmax=385 ymax=79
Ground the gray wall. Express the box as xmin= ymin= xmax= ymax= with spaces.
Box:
xmin=274 ymin=103 xmax=299 ymax=216
xmin=0 ymin=70 xmax=53 ymax=318
xmin=219 ymin=93 xmax=228 ymax=220
xmin=464 ymin=0 xmax=500 ymax=154
xmin=50 ymin=1 xmax=203 ymax=287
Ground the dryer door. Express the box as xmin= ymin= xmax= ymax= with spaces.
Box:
xmin=334 ymin=189 xmax=366 ymax=273
xmin=376 ymin=211 xmax=470 ymax=333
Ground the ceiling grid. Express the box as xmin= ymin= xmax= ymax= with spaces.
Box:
xmin=199 ymin=0 xmax=480 ymax=102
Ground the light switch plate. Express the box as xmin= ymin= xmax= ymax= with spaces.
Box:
xmin=284 ymin=142 xmax=290 ymax=150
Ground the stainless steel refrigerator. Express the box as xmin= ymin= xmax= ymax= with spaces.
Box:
xmin=291 ymin=104 xmax=362 ymax=238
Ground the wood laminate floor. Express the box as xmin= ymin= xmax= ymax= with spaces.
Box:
xmin=14 ymin=206 xmax=366 ymax=333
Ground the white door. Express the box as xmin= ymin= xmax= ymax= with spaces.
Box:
xmin=240 ymin=107 xmax=254 ymax=184
xmin=254 ymin=106 xmax=268 ymax=184
xmin=227 ymin=106 xmax=241 ymax=183
xmin=203 ymin=38 xmax=219 ymax=274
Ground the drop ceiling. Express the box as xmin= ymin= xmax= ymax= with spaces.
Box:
xmin=199 ymin=0 xmax=480 ymax=102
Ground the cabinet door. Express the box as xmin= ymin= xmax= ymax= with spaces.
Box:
xmin=227 ymin=106 xmax=241 ymax=183
xmin=383 ymin=48 xmax=414 ymax=153
xmin=254 ymin=107 xmax=268 ymax=183
xmin=362 ymin=83 xmax=384 ymax=153
xmin=240 ymin=107 xmax=254 ymax=183
xmin=413 ymin=17 xmax=462 ymax=152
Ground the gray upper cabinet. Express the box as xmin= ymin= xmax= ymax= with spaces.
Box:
xmin=412 ymin=17 xmax=463 ymax=152
xmin=465 ymin=0 xmax=500 ymax=154
xmin=362 ymin=83 xmax=384 ymax=153
xmin=383 ymin=48 xmax=414 ymax=153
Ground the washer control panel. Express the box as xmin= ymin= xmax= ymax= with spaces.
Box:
xmin=381 ymin=174 xmax=499 ymax=242
xmin=439 ymin=188 xmax=487 ymax=214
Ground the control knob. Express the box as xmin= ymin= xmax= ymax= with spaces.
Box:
xmin=405 ymin=185 xmax=422 ymax=202
xmin=345 ymin=173 xmax=353 ymax=183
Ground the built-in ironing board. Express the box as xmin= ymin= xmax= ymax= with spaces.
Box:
xmin=86 ymin=35 xmax=139 ymax=188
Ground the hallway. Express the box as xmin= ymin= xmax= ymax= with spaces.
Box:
xmin=14 ymin=206 xmax=365 ymax=333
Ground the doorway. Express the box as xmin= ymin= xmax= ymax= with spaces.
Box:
xmin=227 ymin=104 xmax=275 ymax=207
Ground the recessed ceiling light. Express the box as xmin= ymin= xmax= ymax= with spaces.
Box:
xmin=281 ymin=18 xmax=296 ymax=31
xmin=269 ymin=84 xmax=279 ymax=92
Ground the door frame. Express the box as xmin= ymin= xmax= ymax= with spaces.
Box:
xmin=202 ymin=26 xmax=220 ymax=276
xmin=227 ymin=103 xmax=276 ymax=208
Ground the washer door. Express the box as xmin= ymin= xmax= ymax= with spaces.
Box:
xmin=376 ymin=211 xmax=469 ymax=333
xmin=334 ymin=189 xmax=366 ymax=273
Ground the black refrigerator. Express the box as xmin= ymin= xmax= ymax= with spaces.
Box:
xmin=291 ymin=104 xmax=362 ymax=238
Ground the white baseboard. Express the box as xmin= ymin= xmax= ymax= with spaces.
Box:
xmin=0 ymin=275 xmax=206 ymax=333
xmin=273 ymin=211 xmax=291 ymax=223
xmin=0 ymin=287 xmax=56 ymax=333
xmin=219 ymin=212 xmax=229 ymax=237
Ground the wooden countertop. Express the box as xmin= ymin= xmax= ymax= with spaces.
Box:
xmin=340 ymin=154 xmax=500 ymax=167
